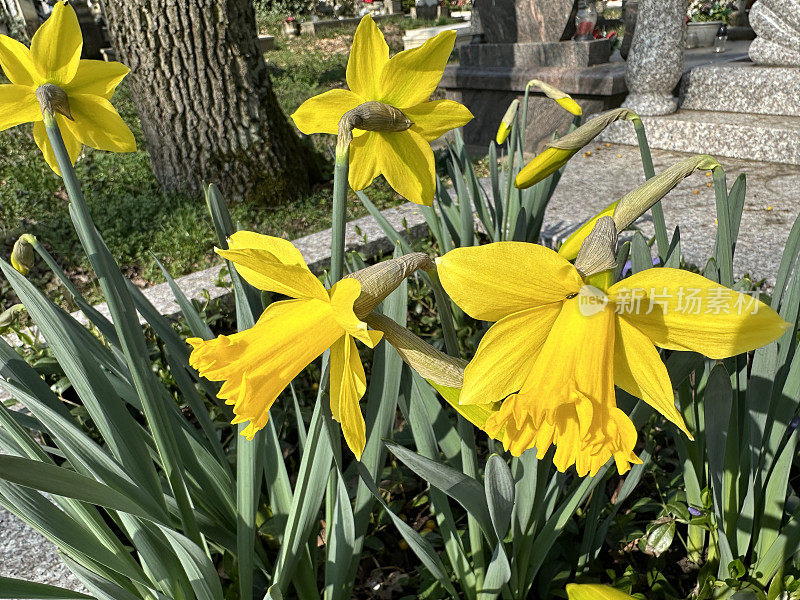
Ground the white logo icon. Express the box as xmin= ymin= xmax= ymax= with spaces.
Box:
xmin=577 ymin=285 xmax=609 ymax=316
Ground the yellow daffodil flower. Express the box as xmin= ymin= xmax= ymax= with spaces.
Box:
xmin=0 ymin=1 xmax=135 ymax=174
xmin=291 ymin=15 xmax=473 ymax=206
xmin=188 ymin=232 xmax=382 ymax=458
xmin=437 ymin=242 xmax=788 ymax=476
xmin=567 ymin=583 xmax=636 ymax=600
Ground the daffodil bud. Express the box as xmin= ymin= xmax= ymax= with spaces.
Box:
xmin=515 ymin=147 xmax=576 ymax=189
xmin=496 ymin=99 xmax=519 ymax=145
xmin=10 ymin=234 xmax=37 ymax=276
xmin=363 ymin=313 xmax=467 ymax=388
xmin=0 ymin=304 xmax=25 ymax=332
xmin=526 ymin=79 xmax=582 ymax=116
xmin=35 ymin=84 xmax=73 ymax=120
xmin=346 ymin=252 xmax=434 ymax=319
xmin=574 ymin=215 xmax=618 ymax=279
xmin=548 ymin=108 xmax=638 ymax=152
xmin=338 ymin=101 xmax=412 ymax=155
xmin=613 ymin=155 xmax=721 ymax=232
xmin=559 ymin=200 xmax=619 ymax=261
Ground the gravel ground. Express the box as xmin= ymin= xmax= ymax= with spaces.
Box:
xmin=0 ymin=507 xmax=87 ymax=595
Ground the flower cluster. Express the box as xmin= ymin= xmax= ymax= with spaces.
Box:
xmin=687 ymin=0 xmax=736 ymax=23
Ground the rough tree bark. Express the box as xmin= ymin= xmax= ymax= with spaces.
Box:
xmin=100 ymin=0 xmax=320 ymax=203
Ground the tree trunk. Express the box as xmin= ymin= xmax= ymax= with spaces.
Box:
xmin=100 ymin=0 xmax=320 ymax=203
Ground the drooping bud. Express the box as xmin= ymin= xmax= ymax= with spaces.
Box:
xmin=337 ymin=101 xmax=412 ymax=157
xmin=547 ymin=108 xmax=639 ymax=152
xmin=346 ymin=253 xmax=434 ymax=319
xmin=516 ymin=108 xmax=639 ymax=189
xmin=10 ymin=234 xmax=37 ymax=276
xmin=496 ymin=99 xmax=519 ymax=145
xmin=613 ymin=155 xmax=721 ymax=232
xmin=35 ymin=84 xmax=73 ymax=120
xmin=526 ymin=79 xmax=582 ymax=116
xmin=574 ymin=216 xmax=618 ymax=278
xmin=558 ymin=200 xmax=619 ymax=261
xmin=363 ymin=313 xmax=467 ymax=388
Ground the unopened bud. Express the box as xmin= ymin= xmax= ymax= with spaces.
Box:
xmin=346 ymin=253 xmax=434 ymax=319
xmin=548 ymin=108 xmax=638 ymax=152
xmin=496 ymin=99 xmax=519 ymax=145
xmin=35 ymin=84 xmax=73 ymax=120
xmin=527 ymin=79 xmax=582 ymax=116
xmin=574 ymin=216 xmax=618 ymax=278
xmin=338 ymin=101 xmax=412 ymax=154
xmin=10 ymin=234 xmax=36 ymax=276
xmin=613 ymin=155 xmax=721 ymax=232
xmin=559 ymin=200 xmax=618 ymax=261
xmin=363 ymin=313 xmax=466 ymax=388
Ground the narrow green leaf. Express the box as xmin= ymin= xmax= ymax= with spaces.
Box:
xmin=0 ymin=577 xmax=94 ymax=599
xmin=485 ymin=455 xmax=514 ymax=541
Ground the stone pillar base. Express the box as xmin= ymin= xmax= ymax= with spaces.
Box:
xmin=622 ymin=92 xmax=677 ymax=116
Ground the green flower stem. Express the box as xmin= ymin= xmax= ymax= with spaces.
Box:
xmin=632 ymin=118 xmax=669 ymax=261
xmin=331 ymin=142 xmax=350 ymax=284
xmin=41 ymin=112 xmax=204 ymax=550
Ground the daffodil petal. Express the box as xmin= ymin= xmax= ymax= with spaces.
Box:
xmin=30 ymin=1 xmax=82 ymax=86
xmin=609 ymin=268 xmax=789 ymax=359
xmin=404 ymin=99 xmax=473 ymax=142
xmin=188 ymin=298 xmax=342 ymax=439
xmin=346 ymin=15 xmax=389 ymax=99
xmin=0 ymin=84 xmax=41 ymax=131
xmin=216 ymin=239 xmax=328 ymax=302
xmin=437 ymin=242 xmax=584 ymax=321
xmin=614 ymin=317 xmax=691 ymax=437
xmin=377 ymin=30 xmax=455 ymax=108
xmin=460 ymin=304 xmax=561 ymax=405
xmin=376 ymin=130 xmax=435 ymax=206
xmin=291 ymin=87 xmax=364 ymax=135
xmin=566 ymin=583 xmax=636 ymax=600
xmin=64 ymin=60 xmax=130 ymax=99
xmin=0 ymin=35 xmax=40 ymax=86
xmin=33 ymin=117 xmax=82 ymax=175
xmin=330 ymin=334 xmax=368 ymax=459
xmin=329 ymin=278 xmax=383 ymax=347
xmin=348 ymin=131 xmax=381 ymax=190
xmin=64 ymin=93 xmax=135 ymax=153
xmin=227 ymin=230 xmax=310 ymax=267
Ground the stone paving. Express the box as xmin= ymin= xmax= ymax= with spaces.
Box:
xmin=2 ymin=143 xmax=799 ymax=594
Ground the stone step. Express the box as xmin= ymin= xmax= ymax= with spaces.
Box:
xmin=680 ymin=63 xmax=800 ymax=117
xmin=600 ymin=109 xmax=800 ymax=166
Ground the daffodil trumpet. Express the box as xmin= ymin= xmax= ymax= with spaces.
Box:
xmin=437 ymin=223 xmax=789 ymax=476
xmin=515 ymin=108 xmax=639 ymax=190
xmin=292 ymin=15 xmax=473 ymax=206
xmin=0 ymin=1 xmax=135 ymax=174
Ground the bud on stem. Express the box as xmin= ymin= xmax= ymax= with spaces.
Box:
xmin=346 ymin=253 xmax=434 ymax=319
xmin=10 ymin=234 xmax=37 ymax=276
xmin=574 ymin=216 xmax=618 ymax=278
xmin=613 ymin=155 xmax=721 ymax=232
xmin=526 ymin=79 xmax=582 ymax=116
xmin=496 ymin=99 xmax=519 ymax=145
xmin=547 ymin=108 xmax=638 ymax=152
xmin=364 ymin=313 xmax=467 ymax=388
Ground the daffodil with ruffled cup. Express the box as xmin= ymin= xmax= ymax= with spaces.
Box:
xmin=0 ymin=1 xmax=135 ymax=174
xmin=188 ymin=232 xmax=382 ymax=458
xmin=291 ymin=15 xmax=473 ymax=206
xmin=437 ymin=242 xmax=788 ymax=476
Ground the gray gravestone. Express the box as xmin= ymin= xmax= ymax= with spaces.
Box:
xmin=748 ymin=0 xmax=800 ymax=66
xmin=622 ymin=0 xmax=686 ymax=115
xmin=475 ymin=0 xmax=576 ymax=43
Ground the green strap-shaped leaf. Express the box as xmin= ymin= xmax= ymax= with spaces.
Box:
xmin=0 ymin=577 xmax=95 ymax=599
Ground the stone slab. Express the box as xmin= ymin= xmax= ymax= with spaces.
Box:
xmin=402 ymin=22 xmax=476 ymax=51
xmin=458 ymin=38 xmax=611 ymax=68
xmin=475 ymin=0 xmax=576 ymax=43
xmin=600 ymin=109 xmax=800 ymax=166
xmin=680 ymin=63 xmax=800 ymax=117
xmin=749 ymin=0 xmax=800 ymax=66
xmin=258 ymin=34 xmax=275 ymax=52
xmin=300 ymin=13 xmax=400 ymax=36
